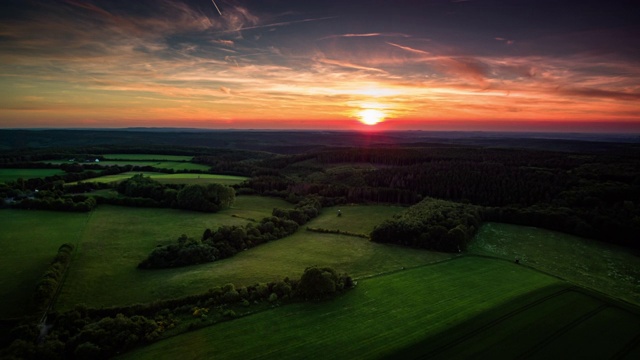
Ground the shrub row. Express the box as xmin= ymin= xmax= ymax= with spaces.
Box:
xmin=3 ymin=267 xmax=352 ymax=360
xmin=138 ymin=197 xmax=322 ymax=269
xmin=306 ymin=227 xmax=369 ymax=239
xmin=33 ymin=244 xmax=74 ymax=310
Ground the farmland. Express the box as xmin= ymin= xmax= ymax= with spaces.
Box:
xmin=55 ymin=203 xmax=443 ymax=310
xmin=1 ymin=133 xmax=640 ymax=359
xmin=55 ymin=196 xmax=295 ymax=310
xmin=66 ymin=171 xmax=247 ymax=186
xmin=102 ymin=154 xmax=193 ymax=161
xmin=122 ymin=257 xmax=640 ymax=360
xmin=0 ymin=168 xmax=65 ymax=183
xmin=469 ymin=223 xmax=640 ymax=305
xmin=0 ymin=210 xmax=90 ymax=318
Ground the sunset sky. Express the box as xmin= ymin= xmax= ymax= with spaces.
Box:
xmin=1 ymin=0 xmax=639 ymax=131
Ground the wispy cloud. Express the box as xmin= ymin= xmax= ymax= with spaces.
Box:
xmin=0 ymin=0 xmax=638 ymax=128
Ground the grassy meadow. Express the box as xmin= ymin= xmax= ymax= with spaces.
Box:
xmin=0 ymin=168 xmax=66 ymax=183
xmin=308 ymin=204 xmax=404 ymax=235
xmin=55 ymin=204 xmax=442 ymax=310
xmin=0 ymin=210 xmax=90 ymax=318
xmin=469 ymin=222 xmax=640 ymax=305
xmin=4 ymin=196 xmax=640 ymax=358
xmin=67 ymin=171 xmax=247 ymax=186
xmin=102 ymin=154 xmax=193 ymax=161
xmin=94 ymin=161 xmax=210 ymax=172
xmin=54 ymin=196 xmax=294 ymax=310
xmin=122 ymin=257 xmax=640 ymax=360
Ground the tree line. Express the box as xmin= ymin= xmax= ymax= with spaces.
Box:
xmin=138 ymin=197 xmax=322 ymax=269
xmin=237 ymin=146 xmax=640 ymax=249
xmin=3 ymin=266 xmax=352 ymax=360
xmin=33 ymin=244 xmax=74 ymax=311
xmin=108 ymin=174 xmax=236 ymax=213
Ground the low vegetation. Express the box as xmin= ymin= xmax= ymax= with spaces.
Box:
xmin=0 ymin=168 xmax=66 ymax=183
xmin=2 ymin=267 xmax=353 ymax=360
xmin=469 ymin=222 xmax=640 ymax=305
xmin=0 ymin=210 xmax=89 ymax=319
xmin=138 ymin=197 xmax=321 ymax=269
xmin=33 ymin=244 xmax=74 ymax=310
xmin=2 ymin=139 xmax=640 ymax=359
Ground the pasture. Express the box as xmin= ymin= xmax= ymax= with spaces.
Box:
xmin=0 ymin=210 xmax=90 ymax=318
xmin=469 ymin=222 xmax=640 ymax=305
xmin=94 ymin=160 xmax=210 ymax=172
xmin=102 ymin=154 xmax=193 ymax=161
xmin=55 ymin=196 xmax=294 ymax=310
xmin=309 ymin=204 xmax=404 ymax=235
xmin=55 ymin=204 xmax=441 ymax=310
xmin=0 ymin=168 xmax=65 ymax=183
xmin=67 ymin=171 xmax=247 ymax=186
xmin=121 ymin=257 xmax=638 ymax=360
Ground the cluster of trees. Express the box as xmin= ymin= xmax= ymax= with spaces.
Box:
xmin=298 ymin=266 xmax=354 ymax=300
xmin=371 ymin=198 xmax=482 ymax=252
xmin=139 ymin=197 xmax=322 ymax=269
xmin=114 ymin=174 xmax=235 ymax=212
xmin=236 ymin=146 xmax=640 ymax=249
xmin=33 ymin=244 xmax=74 ymax=310
xmin=3 ymin=268 xmax=352 ymax=359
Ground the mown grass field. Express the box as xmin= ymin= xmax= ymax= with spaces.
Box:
xmin=0 ymin=168 xmax=66 ymax=183
xmin=469 ymin=222 xmax=640 ymax=305
xmin=308 ymin=204 xmax=404 ymax=235
xmin=102 ymin=154 xmax=193 ymax=161
xmin=55 ymin=196 xmax=293 ymax=310
xmin=41 ymin=159 xmax=210 ymax=172
xmin=55 ymin=204 xmax=440 ymax=310
xmin=95 ymin=160 xmax=210 ymax=172
xmin=0 ymin=210 xmax=90 ymax=318
xmin=67 ymin=171 xmax=247 ymax=186
xmin=122 ymin=257 xmax=639 ymax=360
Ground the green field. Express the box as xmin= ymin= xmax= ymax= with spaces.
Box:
xmin=0 ymin=210 xmax=90 ymax=318
xmin=42 ymin=160 xmax=210 ymax=172
xmin=308 ymin=204 xmax=404 ymax=235
xmin=469 ymin=222 xmax=640 ymax=305
xmin=55 ymin=196 xmax=294 ymax=310
xmin=102 ymin=154 xmax=193 ymax=161
xmin=67 ymin=171 xmax=247 ymax=185
xmin=120 ymin=257 xmax=635 ymax=360
xmin=55 ymin=204 xmax=440 ymax=310
xmin=0 ymin=168 xmax=66 ymax=183
xmin=96 ymin=161 xmax=210 ymax=172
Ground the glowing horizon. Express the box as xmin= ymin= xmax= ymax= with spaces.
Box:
xmin=1 ymin=0 xmax=639 ymax=132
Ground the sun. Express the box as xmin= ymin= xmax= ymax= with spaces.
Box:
xmin=357 ymin=109 xmax=386 ymax=125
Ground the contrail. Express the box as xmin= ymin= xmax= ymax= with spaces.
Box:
xmin=211 ymin=0 xmax=222 ymax=15
xmin=214 ymin=16 xmax=338 ymax=34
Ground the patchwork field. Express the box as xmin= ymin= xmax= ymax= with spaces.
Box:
xmin=0 ymin=168 xmax=66 ymax=183
xmin=4 ymin=198 xmax=640 ymax=359
xmin=120 ymin=257 xmax=640 ymax=360
xmin=55 ymin=196 xmax=294 ymax=310
xmin=469 ymin=222 xmax=640 ymax=305
xmin=55 ymin=204 xmax=439 ymax=310
xmin=0 ymin=210 xmax=90 ymax=318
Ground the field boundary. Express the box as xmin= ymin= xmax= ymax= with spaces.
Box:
xmin=46 ymin=209 xmax=94 ymax=318
xmin=612 ymin=333 xmax=640 ymax=360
